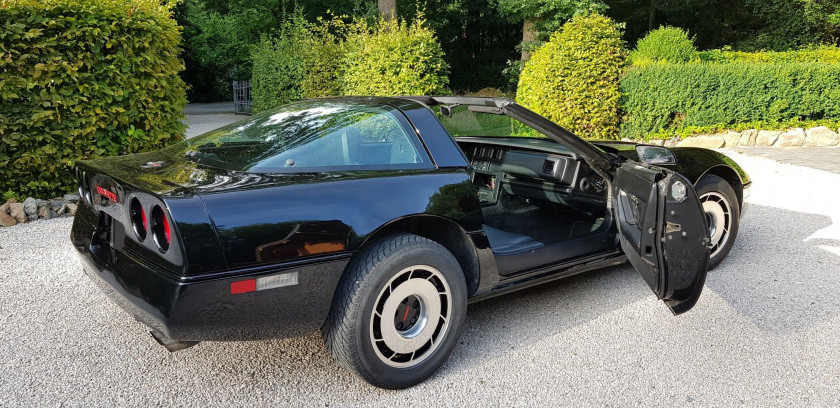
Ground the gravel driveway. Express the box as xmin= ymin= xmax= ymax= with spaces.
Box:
xmin=1 ymin=151 xmax=839 ymax=406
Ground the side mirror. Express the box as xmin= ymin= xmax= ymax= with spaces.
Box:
xmin=636 ymin=145 xmax=676 ymax=165
xmin=439 ymin=104 xmax=456 ymax=118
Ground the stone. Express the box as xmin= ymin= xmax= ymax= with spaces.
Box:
xmin=23 ymin=197 xmax=38 ymax=221
xmin=664 ymin=137 xmax=681 ymax=147
xmin=722 ymin=131 xmax=741 ymax=148
xmin=0 ymin=211 xmax=16 ymax=227
xmin=9 ymin=203 xmax=26 ymax=223
xmin=63 ymin=194 xmax=80 ymax=203
xmin=66 ymin=203 xmax=77 ymax=216
xmin=4 ymin=198 xmax=17 ymax=204
xmin=38 ymin=206 xmax=50 ymax=219
xmin=648 ymin=139 xmax=665 ymax=146
xmin=677 ymin=135 xmax=725 ymax=149
xmin=739 ymin=129 xmax=758 ymax=146
xmin=49 ymin=210 xmax=58 ymax=219
xmin=804 ymin=126 xmax=840 ymax=147
xmin=0 ymin=202 xmax=9 ymax=215
xmin=50 ymin=200 xmax=64 ymax=212
xmin=755 ymin=130 xmax=781 ymax=147
xmin=775 ymin=128 xmax=805 ymax=147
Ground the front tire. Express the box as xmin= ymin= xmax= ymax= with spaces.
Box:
xmin=322 ymin=233 xmax=467 ymax=389
xmin=696 ymin=175 xmax=741 ymax=270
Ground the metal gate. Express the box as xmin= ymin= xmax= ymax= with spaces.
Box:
xmin=232 ymin=80 xmax=252 ymax=115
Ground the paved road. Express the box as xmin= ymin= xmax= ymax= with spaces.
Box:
xmin=182 ymin=102 xmax=242 ymax=139
xmin=1 ymin=149 xmax=839 ymax=406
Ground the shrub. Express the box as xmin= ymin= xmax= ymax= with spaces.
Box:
xmin=300 ymin=18 xmax=347 ymax=99
xmin=698 ymin=45 xmax=840 ymax=64
xmin=630 ymin=26 xmax=698 ymax=65
xmin=0 ymin=0 xmax=186 ymax=198
xmin=620 ymin=62 xmax=840 ymax=139
xmin=342 ymin=17 xmax=450 ymax=96
xmin=250 ymin=15 xmax=311 ymax=112
xmin=517 ymin=13 xmax=627 ymax=140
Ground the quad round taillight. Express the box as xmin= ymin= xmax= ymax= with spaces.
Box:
xmin=129 ymin=198 xmax=147 ymax=241
xmin=151 ymin=205 xmax=171 ymax=253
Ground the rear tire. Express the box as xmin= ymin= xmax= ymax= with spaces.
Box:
xmin=322 ymin=233 xmax=467 ymax=389
xmin=695 ymin=175 xmax=740 ymax=270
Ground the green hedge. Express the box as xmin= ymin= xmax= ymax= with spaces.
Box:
xmin=620 ymin=62 xmax=840 ymax=139
xmin=251 ymin=14 xmax=449 ymax=112
xmin=0 ymin=0 xmax=186 ymax=198
xmin=517 ymin=14 xmax=626 ymax=140
xmin=699 ymin=46 xmax=840 ymax=64
xmin=341 ymin=17 xmax=449 ymax=96
xmin=629 ymin=26 xmax=698 ymax=65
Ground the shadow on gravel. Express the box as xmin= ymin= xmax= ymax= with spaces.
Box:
xmin=702 ymin=203 xmax=840 ymax=334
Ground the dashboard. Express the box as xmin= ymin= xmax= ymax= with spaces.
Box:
xmin=457 ymin=138 xmax=608 ymax=209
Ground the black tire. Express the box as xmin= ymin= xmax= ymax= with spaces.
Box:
xmin=695 ymin=175 xmax=741 ymax=270
xmin=322 ymin=233 xmax=467 ymax=389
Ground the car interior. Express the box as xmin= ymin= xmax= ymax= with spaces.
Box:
xmin=441 ymin=106 xmax=619 ymax=275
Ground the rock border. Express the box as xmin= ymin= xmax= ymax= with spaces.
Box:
xmin=0 ymin=195 xmax=79 ymax=227
xmin=625 ymin=126 xmax=840 ymax=149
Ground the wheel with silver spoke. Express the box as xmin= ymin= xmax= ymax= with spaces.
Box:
xmin=700 ymin=191 xmax=731 ymax=259
xmin=695 ymin=175 xmax=741 ymax=270
xmin=369 ymin=265 xmax=451 ymax=367
xmin=322 ymin=233 xmax=467 ymax=389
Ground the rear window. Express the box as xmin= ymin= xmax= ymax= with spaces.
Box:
xmin=183 ymin=100 xmax=431 ymax=173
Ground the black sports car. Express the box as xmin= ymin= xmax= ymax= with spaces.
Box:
xmin=71 ymin=96 xmax=751 ymax=389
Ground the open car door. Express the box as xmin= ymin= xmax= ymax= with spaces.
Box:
xmin=613 ymin=162 xmax=710 ymax=315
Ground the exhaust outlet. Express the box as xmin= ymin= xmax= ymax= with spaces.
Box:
xmin=150 ymin=330 xmax=199 ymax=352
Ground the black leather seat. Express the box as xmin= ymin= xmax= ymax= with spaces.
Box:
xmin=483 ymin=224 xmax=544 ymax=255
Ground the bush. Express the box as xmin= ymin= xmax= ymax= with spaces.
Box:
xmin=342 ymin=17 xmax=450 ymax=96
xmin=699 ymin=45 xmax=840 ymax=64
xmin=620 ymin=62 xmax=840 ymax=139
xmin=517 ymin=13 xmax=626 ymax=140
xmin=0 ymin=0 xmax=186 ymax=199
xmin=630 ymin=26 xmax=698 ymax=65
xmin=250 ymin=17 xmax=310 ymax=112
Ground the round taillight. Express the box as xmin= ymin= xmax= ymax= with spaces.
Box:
xmin=129 ymin=198 xmax=147 ymax=241
xmin=151 ymin=205 xmax=171 ymax=253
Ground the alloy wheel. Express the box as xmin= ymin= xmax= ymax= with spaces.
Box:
xmin=369 ymin=265 xmax=452 ymax=368
xmin=700 ymin=191 xmax=732 ymax=259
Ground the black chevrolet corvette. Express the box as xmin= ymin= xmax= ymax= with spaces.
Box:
xmin=71 ymin=96 xmax=751 ymax=388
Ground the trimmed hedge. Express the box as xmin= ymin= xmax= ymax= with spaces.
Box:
xmin=0 ymin=0 xmax=186 ymax=198
xmin=629 ymin=26 xmax=697 ymax=65
xmin=250 ymin=17 xmax=310 ymax=112
xmin=699 ymin=46 xmax=840 ymax=64
xmin=251 ymin=15 xmax=448 ymax=112
xmin=620 ymin=62 xmax=840 ymax=139
xmin=341 ymin=17 xmax=449 ymax=96
xmin=517 ymin=14 xmax=626 ymax=140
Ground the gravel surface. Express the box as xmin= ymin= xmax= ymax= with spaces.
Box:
xmin=1 ymin=151 xmax=839 ymax=406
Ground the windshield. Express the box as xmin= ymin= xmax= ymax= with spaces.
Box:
xmin=435 ymin=105 xmax=549 ymax=139
xmin=181 ymin=100 xmax=430 ymax=173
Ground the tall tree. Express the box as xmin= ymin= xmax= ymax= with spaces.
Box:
xmin=378 ymin=0 xmax=396 ymax=20
xmin=493 ymin=0 xmax=606 ymax=60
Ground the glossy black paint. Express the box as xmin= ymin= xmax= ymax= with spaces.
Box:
xmin=70 ymin=96 xmax=749 ymax=343
xmin=594 ymin=141 xmax=752 ymax=205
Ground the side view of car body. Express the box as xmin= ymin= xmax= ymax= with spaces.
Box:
xmin=71 ymin=96 xmax=751 ymax=388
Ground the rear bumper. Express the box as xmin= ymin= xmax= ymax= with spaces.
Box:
xmin=72 ymin=215 xmax=348 ymax=342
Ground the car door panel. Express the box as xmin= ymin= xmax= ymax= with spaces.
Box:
xmin=613 ymin=162 xmax=710 ymax=315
